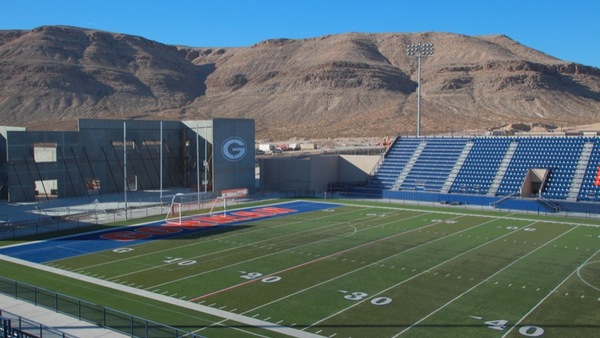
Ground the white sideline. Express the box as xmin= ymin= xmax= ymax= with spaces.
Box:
xmin=0 ymin=254 xmax=324 ymax=338
xmin=391 ymin=225 xmax=580 ymax=337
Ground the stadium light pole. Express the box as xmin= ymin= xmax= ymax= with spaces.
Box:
xmin=123 ymin=121 xmax=128 ymax=220
xmin=204 ymin=123 xmax=208 ymax=194
xmin=406 ymin=43 xmax=434 ymax=137
xmin=196 ymin=123 xmax=200 ymax=207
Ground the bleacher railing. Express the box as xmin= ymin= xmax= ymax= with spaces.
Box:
xmin=0 ymin=277 xmax=199 ymax=338
xmin=1 ymin=310 xmax=75 ymax=338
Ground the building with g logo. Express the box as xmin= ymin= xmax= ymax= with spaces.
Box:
xmin=222 ymin=137 xmax=247 ymax=162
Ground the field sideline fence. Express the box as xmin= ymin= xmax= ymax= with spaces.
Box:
xmin=0 ymin=276 xmax=201 ymax=338
xmin=1 ymin=309 xmax=74 ymax=338
xmin=2 ymin=188 xmax=599 ymax=241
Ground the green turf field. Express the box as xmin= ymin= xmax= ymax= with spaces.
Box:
xmin=4 ymin=200 xmax=600 ymax=337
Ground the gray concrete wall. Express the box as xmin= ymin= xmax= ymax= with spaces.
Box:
xmin=78 ymin=119 xmax=185 ymax=196
xmin=3 ymin=118 xmax=258 ymax=202
xmin=181 ymin=121 xmax=212 ymax=191
xmin=259 ymin=154 xmax=378 ymax=193
xmin=212 ymin=118 xmax=255 ymax=193
xmin=310 ymin=156 xmax=339 ymax=192
xmin=0 ymin=140 xmax=5 ymax=199
xmin=338 ymin=155 xmax=379 ymax=182
xmin=260 ymin=157 xmax=311 ymax=191
xmin=6 ymin=130 xmax=80 ymax=202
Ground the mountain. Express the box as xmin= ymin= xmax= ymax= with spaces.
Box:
xmin=1 ymin=26 xmax=599 ymax=139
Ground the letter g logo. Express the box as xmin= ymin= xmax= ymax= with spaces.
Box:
xmin=222 ymin=137 xmax=247 ymax=161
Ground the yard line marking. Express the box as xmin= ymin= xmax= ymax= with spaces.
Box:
xmin=169 ymin=213 xmax=418 ymax=293
xmin=188 ymin=214 xmax=461 ymax=302
xmin=501 ymin=248 xmax=600 ymax=338
xmin=244 ymin=217 xmax=506 ymax=323
xmin=1 ymin=254 xmax=321 ymax=338
xmin=74 ymin=203 xmax=365 ymax=274
xmin=115 ymin=207 xmax=393 ymax=282
xmin=393 ymin=225 xmax=580 ymax=337
xmin=336 ymin=200 xmax=600 ymax=229
xmin=305 ymin=219 xmax=536 ymax=332
xmin=114 ymin=212 xmax=372 ymax=284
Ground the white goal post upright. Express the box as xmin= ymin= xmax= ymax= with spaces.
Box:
xmin=165 ymin=192 xmax=212 ymax=225
xmin=165 ymin=193 xmax=184 ymax=225
xmin=209 ymin=196 xmax=226 ymax=216
xmin=165 ymin=189 xmax=247 ymax=224
xmin=209 ymin=188 xmax=248 ymax=217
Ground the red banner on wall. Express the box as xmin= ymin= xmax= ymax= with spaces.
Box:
xmin=221 ymin=188 xmax=249 ymax=198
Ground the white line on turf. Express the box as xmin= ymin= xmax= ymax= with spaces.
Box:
xmin=0 ymin=253 xmax=326 ymax=338
xmin=303 ymin=219 xmax=535 ymax=334
xmin=393 ymin=225 xmax=580 ymax=337
xmin=246 ymin=216 xmax=505 ymax=332
xmin=501 ymin=248 xmax=600 ymax=338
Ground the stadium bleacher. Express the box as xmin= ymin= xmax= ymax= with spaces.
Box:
xmin=365 ymin=135 xmax=600 ymax=213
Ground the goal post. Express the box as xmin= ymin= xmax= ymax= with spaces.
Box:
xmin=164 ymin=189 xmax=248 ymax=224
xmin=217 ymin=188 xmax=248 ymax=216
xmin=164 ymin=192 xmax=214 ymax=225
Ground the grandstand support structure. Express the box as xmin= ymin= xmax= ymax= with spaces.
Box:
xmin=441 ymin=141 xmax=473 ymax=193
xmin=567 ymin=141 xmax=594 ymax=201
xmin=369 ymin=136 xmax=399 ymax=177
xmin=392 ymin=141 xmax=425 ymax=190
xmin=487 ymin=141 xmax=518 ymax=196
xmin=362 ymin=135 xmax=600 ymax=215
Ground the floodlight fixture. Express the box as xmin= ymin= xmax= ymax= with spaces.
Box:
xmin=406 ymin=43 xmax=435 ymax=136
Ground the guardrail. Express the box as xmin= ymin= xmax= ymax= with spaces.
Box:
xmin=0 ymin=277 xmax=200 ymax=338
xmin=1 ymin=310 xmax=76 ymax=338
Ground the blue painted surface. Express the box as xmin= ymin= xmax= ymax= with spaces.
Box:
xmin=0 ymin=201 xmax=340 ymax=263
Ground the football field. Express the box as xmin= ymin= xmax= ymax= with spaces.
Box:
xmin=1 ymin=200 xmax=600 ymax=337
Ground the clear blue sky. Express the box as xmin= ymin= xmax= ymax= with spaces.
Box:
xmin=2 ymin=0 xmax=599 ymax=68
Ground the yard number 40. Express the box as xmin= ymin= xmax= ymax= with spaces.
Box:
xmin=484 ymin=319 xmax=544 ymax=337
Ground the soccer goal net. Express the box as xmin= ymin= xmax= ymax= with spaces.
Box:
xmin=164 ymin=189 xmax=248 ymax=225
xmin=164 ymin=192 xmax=214 ymax=225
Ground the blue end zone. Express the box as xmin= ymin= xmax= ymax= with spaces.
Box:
xmin=0 ymin=201 xmax=341 ymax=264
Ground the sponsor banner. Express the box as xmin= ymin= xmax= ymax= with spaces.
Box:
xmin=221 ymin=188 xmax=249 ymax=198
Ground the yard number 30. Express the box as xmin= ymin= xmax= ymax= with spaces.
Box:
xmin=343 ymin=291 xmax=392 ymax=306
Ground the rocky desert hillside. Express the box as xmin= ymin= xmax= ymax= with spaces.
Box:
xmin=1 ymin=26 xmax=599 ymax=138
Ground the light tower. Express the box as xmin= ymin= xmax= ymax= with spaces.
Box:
xmin=406 ymin=43 xmax=434 ymax=136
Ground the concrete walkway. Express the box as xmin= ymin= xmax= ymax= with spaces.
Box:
xmin=0 ymin=294 xmax=129 ymax=338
